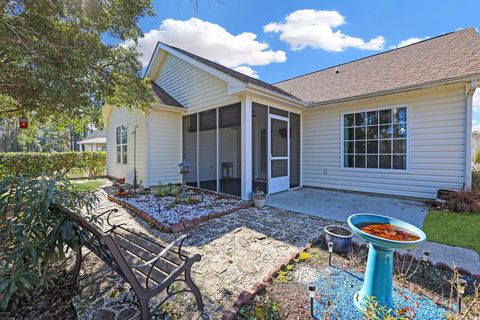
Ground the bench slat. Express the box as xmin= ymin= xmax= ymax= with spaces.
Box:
xmin=114 ymin=235 xmax=179 ymax=277
xmin=112 ymin=227 xmax=189 ymax=265
xmin=117 ymin=243 xmax=168 ymax=287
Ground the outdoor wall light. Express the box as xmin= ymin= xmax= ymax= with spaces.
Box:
xmin=327 ymin=241 xmax=334 ymax=266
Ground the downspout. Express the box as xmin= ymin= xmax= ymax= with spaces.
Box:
xmin=465 ymin=80 xmax=477 ymax=190
xmin=144 ymin=110 xmax=150 ymax=187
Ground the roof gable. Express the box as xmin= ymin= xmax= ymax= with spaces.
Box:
xmin=144 ymin=42 xmax=301 ymax=102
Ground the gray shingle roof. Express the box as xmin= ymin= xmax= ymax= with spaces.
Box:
xmin=151 ymin=81 xmax=184 ymax=108
xmin=274 ymin=28 xmax=480 ymax=105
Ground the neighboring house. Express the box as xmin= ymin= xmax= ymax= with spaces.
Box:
xmin=78 ymin=130 xmax=107 ymax=151
xmin=104 ymin=28 xmax=480 ymax=200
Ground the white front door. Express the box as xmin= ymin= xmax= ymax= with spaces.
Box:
xmin=268 ymin=114 xmax=289 ymax=194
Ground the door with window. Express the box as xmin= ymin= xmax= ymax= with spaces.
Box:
xmin=268 ymin=114 xmax=289 ymax=194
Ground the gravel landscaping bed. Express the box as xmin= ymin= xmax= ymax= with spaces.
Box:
xmin=108 ymin=186 xmax=250 ymax=232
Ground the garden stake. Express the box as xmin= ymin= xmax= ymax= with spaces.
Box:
xmin=457 ymin=278 xmax=467 ymax=313
xmin=328 ymin=242 xmax=334 ymax=266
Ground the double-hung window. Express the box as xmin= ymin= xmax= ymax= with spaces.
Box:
xmin=116 ymin=125 xmax=128 ymax=164
xmin=343 ymin=106 xmax=407 ymax=170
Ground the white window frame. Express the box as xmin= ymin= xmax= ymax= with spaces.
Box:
xmin=340 ymin=104 xmax=410 ymax=173
xmin=116 ymin=124 xmax=128 ymax=165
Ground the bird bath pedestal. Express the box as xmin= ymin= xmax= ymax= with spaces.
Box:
xmin=347 ymin=214 xmax=426 ymax=311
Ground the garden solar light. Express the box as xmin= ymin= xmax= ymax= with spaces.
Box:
xmin=457 ymin=277 xmax=467 ymax=312
xmin=422 ymin=250 xmax=430 ymax=262
xmin=327 ymin=241 xmax=334 ymax=266
xmin=308 ymin=283 xmax=317 ymax=319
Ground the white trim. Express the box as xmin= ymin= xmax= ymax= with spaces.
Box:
xmin=150 ymin=43 xmax=246 ymax=91
xmin=268 ymin=111 xmax=290 ymax=194
xmin=340 ymin=104 xmax=410 ymax=173
xmin=144 ymin=111 xmax=150 ymax=187
xmin=151 ymin=104 xmax=186 ymax=113
xmin=115 ymin=123 xmax=128 ymax=165
xmin=216 ymin=108 xmax=220 ymax=192
xmin=241 ymin=95 xmax=253 ymax=199
xmin=465 ymin=80 xmax=477 ymax=189
xmin=310 ymin=75 xmax=480 ymax=108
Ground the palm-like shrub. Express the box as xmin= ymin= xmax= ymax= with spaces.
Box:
xmin=0 ymin=176 xmax=99 ymax=310
xmin=447 ymin=189 xmax=480 ymax=213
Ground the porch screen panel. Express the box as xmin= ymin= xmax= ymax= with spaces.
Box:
xmin=199 ymin=109 xmax=217 ymax=191
xmin=252 ymin=103 xmax=268 ymax=194
xmin=219 ymin=103 xmax=241 ymax=196
xmin=290 ymin=113 xmax=300 ymax=188
xmin=182 ymin=115 xmax=198 ymax=187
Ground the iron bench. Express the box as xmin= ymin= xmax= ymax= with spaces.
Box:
xmin=51 ymin=204 xmax=204 ymax=319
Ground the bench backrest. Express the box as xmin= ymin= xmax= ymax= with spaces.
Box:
xmin=51 ymin=204 xmax=126 ymax=277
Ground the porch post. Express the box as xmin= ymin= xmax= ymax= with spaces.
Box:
xmin=241 ymin=95 xmax=253 ymax=200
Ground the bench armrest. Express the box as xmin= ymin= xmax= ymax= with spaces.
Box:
xmin=132 ymin=234 xmax=189 ymax=269
xmin=132 ymin=234 xmax=190 ymax=289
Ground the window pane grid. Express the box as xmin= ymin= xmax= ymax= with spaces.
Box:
xmin=116 ymin=124 xmax=128 ymax=164
xmin=343 ymin=107 xmax=406 ymax=170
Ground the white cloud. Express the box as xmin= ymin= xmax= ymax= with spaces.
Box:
xmin=127 ymin=18 xmax=286 ymax=78
xmin=388 ymin=36 xmax=430 ymax=49
xmin=263 ymin=9 xmax=384 ymax=52
xmin=232 ymin=66 xmax=259 ymax=79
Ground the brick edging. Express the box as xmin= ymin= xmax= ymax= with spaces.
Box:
xmin=107 ymin=194 xmax=252 ymax=233
xmin=221 ymin=232 xmax=480 ymax=319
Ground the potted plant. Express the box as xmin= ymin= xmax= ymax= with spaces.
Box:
xmin=324 ymin=225 xmax=354 ymax=253
xmin=252 ymin=188 xmax=267 ymax=208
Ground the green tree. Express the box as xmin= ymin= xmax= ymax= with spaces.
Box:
xmin=0 ymin=0 xmax=155 ymax=126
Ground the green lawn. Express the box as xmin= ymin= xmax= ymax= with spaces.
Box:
xmin=71 ymin=179 xmax=105 ymax=192
xmin=423 ymin=210 xmax=480 ymax=254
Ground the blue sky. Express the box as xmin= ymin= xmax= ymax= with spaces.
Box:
xmin=121 ymin=0 xmax=480 ymax=127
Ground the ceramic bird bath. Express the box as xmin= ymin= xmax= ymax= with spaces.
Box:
xmin=347 ymin=213 xmax=426 ymax=310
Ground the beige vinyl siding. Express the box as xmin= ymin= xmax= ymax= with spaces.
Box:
xmin=147 ymin=109 xmax=182 ymax=185
xmin=155 ymin=53 xmax=239 ymax=112
xmin=106 ymin=107 xmax=146 ymax=185
xmin=302 ymin=85 xmax=467 ymax=199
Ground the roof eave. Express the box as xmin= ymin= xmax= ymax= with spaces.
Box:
xmin=308 ymin=74 xmax=480 ymax=108
xmin=244 ymin=84 xmax=307 ymax=109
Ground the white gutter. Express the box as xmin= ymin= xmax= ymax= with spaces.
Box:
xmin=308 ymin=74 xmax=480 ymax=109
xmin=244 ymin=84 xmax=306 ymax=109
xmin=465 ymin=80 xmax=478 ymax=190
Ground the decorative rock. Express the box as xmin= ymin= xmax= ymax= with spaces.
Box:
xmin=238 ymin=290 xmax=253 ymax=303
xmin=118 ymin=308 xmax=137 ymax=320
xmin=171 ymin=222 xmax=185 ymax=233
xmin=221 ymin=307 xmax=239 ymax=320
xmin=251 ymin=282 xmax=266 ymax=294
xmin=93 ymin=309 xmax=115 ymax=320
xmin=193 ymin=217 xmax=203 ymax=226
xmin=182 ymin=219 xmax=195 ymax=229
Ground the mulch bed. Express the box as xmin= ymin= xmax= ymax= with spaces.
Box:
xmin=108 ymin=187 xmax=251 ymax=233
xmin=0 ymin=270 xmax=77 ymax=320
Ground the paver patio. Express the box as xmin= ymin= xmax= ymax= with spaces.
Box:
xmin=73 ymin=190 xmax=330 ymax=319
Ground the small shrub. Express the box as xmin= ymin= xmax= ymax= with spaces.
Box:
xmin=81 ymin=152 xmax=106 ymax=177
xmin=154 ymin=184 xmax=174 ymax=197
xmin=0 ymin=175 xmax=99 ymax=310
xmin=472 ymin=170 xmax=480 ymax=191
xmin=447 ymin=189 xmax=480 ymax=213
xmin=0 ymin=152 xmax=106 ymax=178
xmin=178 ymin=195 xmax=201 ymax=205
